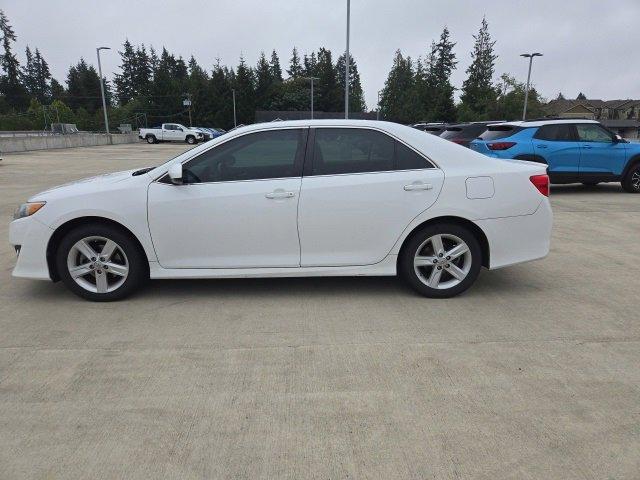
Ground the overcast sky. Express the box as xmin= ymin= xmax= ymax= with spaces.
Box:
xmin=4 ymin=0 xmax=640 ymax=109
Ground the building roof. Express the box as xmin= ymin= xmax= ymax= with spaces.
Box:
xmin=545 ymin=98 xmax=640 ymax=115
xmin=601 ymin=119 xmax=640 ymax=128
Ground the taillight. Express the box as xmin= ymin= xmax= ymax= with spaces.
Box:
xmin=487 ymin=141 xmax=516 ymax=151
xmin=530 ymin=174 xmax=550 ymax=197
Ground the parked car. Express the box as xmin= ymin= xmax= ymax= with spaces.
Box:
xmin=440 ymin=121 xmax=502 ymax=148
xmin=10 ymin=120 xmax=552 ymax=301
xmin=139 ymin=123 xmax=204 ymax=144
xmin=469 ymin=119 xmax=640 ymax=192
xmin=411 ymin=123 xmax=448 ymax=135
xmin=196 ymin=127 xmax=225 ymax=140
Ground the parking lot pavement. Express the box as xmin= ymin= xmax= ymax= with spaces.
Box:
xmin=1 ymin=143 xmax=639 ymax=479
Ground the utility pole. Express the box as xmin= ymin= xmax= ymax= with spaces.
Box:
xmin=377 ymin=90 xmax=381 ymax=121
xmin=96 ymin=47 xmax=111 ymax=134
xmin=521 ymin=52 xmax=543 ymax=120
xmin=183 ymin=93 xmax=192 ymax=127
xmin=303 ymin=77 xmax=319 ymax=119
xmin=232 ymin=89 xmax=237 ymax=127
xmin=344 ymin=0 xmax=351 ymax=119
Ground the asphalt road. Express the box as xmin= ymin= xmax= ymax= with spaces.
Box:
xmin=1 ymin=143 xmax=639 ymax=479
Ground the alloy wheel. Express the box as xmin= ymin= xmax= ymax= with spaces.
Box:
xmin=632 ymin=169 xmax=640 ymax=191
xmin=413 ymin=234 xmax=472 ymax=289
xmin=66 ymin=236 xmax=129 ymax=293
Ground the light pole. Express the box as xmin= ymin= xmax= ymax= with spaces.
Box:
xmin=344 ymin=0 xmax=350 ymax=119
xmin=232 ymin=89 xmax=237 ymax=127
xmin=521 ymin=52 xmax=543 ymax=120
xmin=96 ymin=47 xmax=111 ymax=134
xmin=376 ymin=90 xmax=381 ymax=121
xmin=303 ymin=77 xmax=319 ymax=119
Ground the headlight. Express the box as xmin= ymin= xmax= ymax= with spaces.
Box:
xmin=13 ymin=202 xmax=46 ymax=220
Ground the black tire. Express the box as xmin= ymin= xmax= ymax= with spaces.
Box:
xmin=55 ymin=223 xmax=148 ymax=301
xmin=398 ymin=223 xmax=483 ymax=298
xmin=621 ymin=163 xmax=640 ymax=193
xmin=146 ymin=135 xmax=156 ymax=144
xmin=185 ymin=135 xmax=196 ymax=145
xmin=582 ymin=181 xmax=600 ymax=186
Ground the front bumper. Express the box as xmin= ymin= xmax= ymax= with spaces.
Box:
xmin=9 ymin=216 xmax=53 ymax=280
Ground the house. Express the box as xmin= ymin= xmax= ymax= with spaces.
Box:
xmin=544 ymin=98 xmax=640 ymax=139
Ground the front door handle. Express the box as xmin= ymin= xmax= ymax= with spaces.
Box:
xmin=536 ymin=144 xmax=548 ymax=149
xmin=265 ymin=190 xmax=295 ymax=199
xmin=404 ymin=182 xmax=433 ymax=191
xmin=582 ymin=145 xmax=593 ymax=149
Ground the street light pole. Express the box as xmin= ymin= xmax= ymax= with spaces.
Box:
xmin=521 ymin=52 xmax=543 ymax=120
xmin=232 ymin=89 xmax=237 ymax=127
xmin=377 ymin=90 xmax=381 ymax=121
xmin=344 ymin=0 xmax=350 ymax=119
xmin=96 ymin=47 xmax=111 ymax=134
xmin=303 ymin=77 xmax=319 ymax=119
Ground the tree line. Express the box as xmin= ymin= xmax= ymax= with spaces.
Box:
xmin=1 ymin=8 xmax=550 ymax=132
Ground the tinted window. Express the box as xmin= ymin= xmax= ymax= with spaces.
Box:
xmin=440 ymin=128 xmax=463 ymax=139
xmin=312 ymin=128 xmax=395 ymax=175
xmin=534 ymin=124 xmax=575 ymax=141
xmin=183 ymin=129 xmax=304 ymax=183
xmin=395 ymin=142 xmax=432 ymax=170
xmin=479 ymin=126 xmax=521 ymax=140
xmin=576 ymin=124 xmax=613 ymax=143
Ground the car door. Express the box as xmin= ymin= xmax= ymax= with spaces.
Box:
xmin=531 ymin=124 xmax=580 ymax=173
xmin=575 ymin=123 xmax=627 ymax=176
xmin=298 ymin=127 xmax=444 ymax=267
xmin=147 ymin=128 xmax=307 ymax=268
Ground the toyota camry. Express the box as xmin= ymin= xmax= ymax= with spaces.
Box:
xmin=9 ymin=120 xmax=552 ymax=301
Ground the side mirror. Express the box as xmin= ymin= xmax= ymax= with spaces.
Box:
xmin=167 ymin=163 xmax=183 ymax=185
xmin=614 ymin=134 xmax=624 ymax=143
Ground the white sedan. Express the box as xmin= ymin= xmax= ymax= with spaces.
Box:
xmin=9 ymin=120 xmax=552 ymax=301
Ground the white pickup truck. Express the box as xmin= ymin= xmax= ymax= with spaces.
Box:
xmin=139 ymin=123 xmax=204 ymax=145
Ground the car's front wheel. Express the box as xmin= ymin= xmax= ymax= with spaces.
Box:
xmin=399 ymin=223 xmax=482 ymax=298
xmin=621 ymin=163 xmax=640 ymax=193
xmin=55 ymin=223 xmax=148 ymax=301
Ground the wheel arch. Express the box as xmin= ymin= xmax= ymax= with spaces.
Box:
xmin=622 ymin=154 xmax=640 ymax=178
xmin=397 ymin=216 xmax=490 ymax=269
xmin=46 ymin=216 xmax=149 ymax=282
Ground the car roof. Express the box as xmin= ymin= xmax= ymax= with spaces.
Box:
xmin=488 ymin=119 xmax=600 ymax=128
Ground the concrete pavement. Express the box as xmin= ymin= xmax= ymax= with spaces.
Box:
xmin=0 ymin=143 xmax=639 ymax=479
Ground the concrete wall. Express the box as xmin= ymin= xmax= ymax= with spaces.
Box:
xmin=0 ymin=133 xmax=139 ymax=153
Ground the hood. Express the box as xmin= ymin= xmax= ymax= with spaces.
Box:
xmin=29 ymin=169 xmax=140 ymax=201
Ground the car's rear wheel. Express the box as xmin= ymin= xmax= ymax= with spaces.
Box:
xmin=146 ymin=135 xmax=156 ymax=144
xmin=399 ymin=223 xmax=482 ymax=298
xmin=621 ymin=164 xmax=640 ymax=193
xmin=185 ymin=135 xmax=196 ymax=145
xmin=55 ymin=224 xmax=148 ymax=301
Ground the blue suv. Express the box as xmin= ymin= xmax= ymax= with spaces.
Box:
xmin=470 ymin=120 xmax=640 ymax=193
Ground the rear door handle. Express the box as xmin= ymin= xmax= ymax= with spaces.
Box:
xmin=536 ymin=144 xmax=548 ymax=149
xmin=582 ymin=145 xmax=593 ymax=149
xmin=404 ymin=183 xmax=433 ymax=191
xmin=265 ymin=190 xmax=295 ymax=199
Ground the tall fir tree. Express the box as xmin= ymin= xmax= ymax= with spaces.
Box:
xmin=132 ymin=44 xmax=151 ymax=98
xmin=234 ymin=55 xmax=255 ymax=124
xmin=270 ymin=50 xmax=283 ymax=82
xmin=380 ymin=50 xmax=417 ymax=123
xmin=22 ymin=46 xmax=38 ymax=96
xmin=33 ymin=48 xmax=52 ymax=102
xmin=431 ymin=27 xmax=457 ymax=122
xmin=459 ymin=17 xmax=498 ymax=120
xmin=255 ymin=51 xmax=273 ymax=110
xmin=314 ymin=47 xmax=340 ymax=112
xmin=0 ymin=9 xmax=28 ymax=111
xmin=114 ymin=39 xmax=136 ymax=105
xmin=65 ymin=58 xmax=106 ymax=113
xmin=287 ymin=47 xmax=303 ymax=78
xmin=336 ymin=53 xmax=366 ymax=112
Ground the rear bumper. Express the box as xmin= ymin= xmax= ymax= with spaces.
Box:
xmin=476 ymin=199 xmax=553 ymax=269
xmin=9 ymin=216 xmax=53 ymax=280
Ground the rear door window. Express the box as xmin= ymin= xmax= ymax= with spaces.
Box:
xmin=533 ymin=124 xmax=575 ymax=141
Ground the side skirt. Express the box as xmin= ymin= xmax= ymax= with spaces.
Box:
xmin=549 ymin=172 xmax=621 ymax=184
xmin=149 ymin=255 xmax=398 ymax=279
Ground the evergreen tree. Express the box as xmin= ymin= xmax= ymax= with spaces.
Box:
xmin=414 ymin=42 xmax=438 ymax=121
xmin=0 ymin=9 xmax=28 ymax=111
xmin=132 ymin=44 xmax=151 ymax=97
xmin=65 ymin=58 xmax=105 ymax=113
xmin=187 ymin=55 xmax=208 ymax=124
xmin=287 ymin=47 xmax=303 ymax=78
xmin=459 ymin=18 xmax=498 ymax=120
xmin=114 ymin=39 xmax=136 ymax=105
xmin=556 ymin=92 xmax=565 ymax=100
xmin=234 ymin=56 xmax=255 ymax=124
xmin=379 ymin=50 xmax=417 ymax=123
xmin=50 ymin=78 xmax=65 ymax=101
xmin=336 ymin=53 xmax=366 ymax=112
xmin=489 ymin=73 xmax=545 ymax=120
xmin=431 ymin=27 xmax=457 ymax=122
xmin=303 ymin=51 xmax=317 ymax=77
xmin=314 ymin=48 xmax=340 ymax=111
xmin=270 ymin=50 xmax=283 ymax=82
xmin=577 ymin=92 xmax=587 ymax=100
xmin=255 ymin=51 xmax=273 ymax=110
xmin=22 ymin=46 xmax=38 ymax=96
xmin=33 ymin=48 xmax=51 ymax=102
